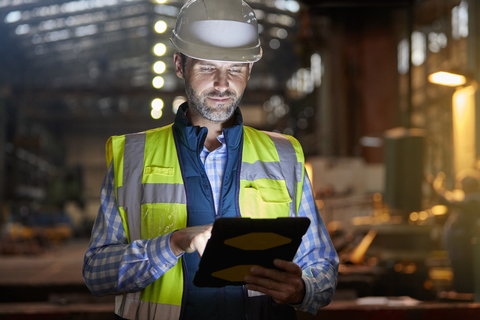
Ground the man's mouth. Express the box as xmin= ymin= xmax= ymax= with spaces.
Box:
xmin=208 ymin=97 xmax=231 ymax=103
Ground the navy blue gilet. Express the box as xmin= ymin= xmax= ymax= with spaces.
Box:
xmin=172 ymin=103 xmax=246 ymax=320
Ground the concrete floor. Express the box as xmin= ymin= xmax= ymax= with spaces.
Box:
xmin=0 ymin=238 xmax=114 ymax=319
xmin=0 ymin=239 xmax=88 ymax=287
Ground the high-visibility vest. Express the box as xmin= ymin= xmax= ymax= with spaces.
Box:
xmin=107 ymin=124 xmax=305 ymax=320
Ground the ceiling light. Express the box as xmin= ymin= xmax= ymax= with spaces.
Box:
xmin=155 ymin=20 xmax=167 ymax=33
xmin=153 ymin=61 xmax=166 ymax=74
xmin=151 ymin=109 xmax=163 ymax=119
xmin=151 ymin=98 xmax=164 ymax=111
xmin=153 ymin=43 xmax=167 ymax=56
xmin=172 ymin=96 xmax=186 ymax=113
xmin=152 ymin=76 xmax=165 ymax=88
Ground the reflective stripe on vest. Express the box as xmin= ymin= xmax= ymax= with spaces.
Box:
xmin=108 ymin=125 xmax=185 ymax=320
xmin=240 ymin=127 xmax=304 ymax=218
xmin=107 ymin=125 xmax=305 ymax=320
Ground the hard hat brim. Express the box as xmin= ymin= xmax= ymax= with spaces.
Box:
xmin=170 ymin=34 xmax=263 ymax=63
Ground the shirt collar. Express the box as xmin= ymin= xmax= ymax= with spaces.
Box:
xmin=173 ymin=102 xmax=244 ymax=152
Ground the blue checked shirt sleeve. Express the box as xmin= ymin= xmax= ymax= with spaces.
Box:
xmin=292 ymin=171 xmax=339 ymax=314
xmin=83 ymin=162 xmax=179 ymax=296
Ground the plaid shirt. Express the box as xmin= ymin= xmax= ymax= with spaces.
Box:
xmin=83 ymin=133 xmax=338 ymax=315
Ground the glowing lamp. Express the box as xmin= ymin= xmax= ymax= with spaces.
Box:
xmin=428 ymin=71 xmax=466 ymax=87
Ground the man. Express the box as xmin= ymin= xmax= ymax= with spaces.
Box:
xmin=83 ymin=0 xmax=338 ymax=319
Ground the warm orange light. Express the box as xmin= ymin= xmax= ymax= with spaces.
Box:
xmin=431 ymin=205 xmax=448 ymax=216
xmin=410 ymin=212 xmax=419 ymax=221
xmin=424 ymin=280 xmax=433 ymax=290
xmin=419 ymin=211 xmax=428 ymax=221
xmin=451 ymin=189 xmax=465 ymax=201
xmin=404 ymin=263 xmax=416 ymax=274
xmin=305 ymin=162 xmax=313 ymax=186
xmin=429 ymin=268 xmax=454 ymax=281
xmin=316 ymin=199 xmax=324 ymax=210
xmin=452 ymin=85 xmax=476 ymax=176
xmin=350 ymin=229 xmax=377 ymax=265
xmin=428 ymin=71 xmax=466 ymax=87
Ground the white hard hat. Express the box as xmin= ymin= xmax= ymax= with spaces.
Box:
xmin=170 ymin=0 xmax=262 ymax=63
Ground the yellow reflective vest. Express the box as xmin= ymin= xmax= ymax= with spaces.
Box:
xmin=107 ymin=123 xmax=305 ymax=320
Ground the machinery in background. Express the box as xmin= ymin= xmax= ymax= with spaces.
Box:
xmin=330 ymin=211 xmax=453 ymax=301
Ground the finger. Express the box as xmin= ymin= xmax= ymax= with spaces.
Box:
xmin=245 ymin=270 xmax=286 ymax=292
xmin=244 ymin=283 xmax=276 ymax=296
xmin=245 ymin=277 xmax=282 ymax=294
xmin=273 ymin=260 xmax=302 ymax=275
xmin=203 ymin=226 xmax=212 ymax=239
xmin=244 ymin=282 xmax=293 ymax=304
xmin=192 ymin=231 xmax=211 ymax=256
xmin=250 ymin=265 xmax=287 ymax=283
xmin=197 ymin=244 xmax=205 ymax=257
xmin=245 ymin=274 xmax=304 ymax=305
xmin=196 ymin=236 xmax=209 ymax=257
xmin=185 ymin=244 xmax=196 ymax=254
xmin=246 ymin=265 xmax=302 ymax=295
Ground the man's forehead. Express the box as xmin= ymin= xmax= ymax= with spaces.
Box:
xmin=190 ymin=58 xmax=249 ymax=67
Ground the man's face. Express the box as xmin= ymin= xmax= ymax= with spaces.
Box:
xmin=175 ymin=53 xmax=253 ymax=122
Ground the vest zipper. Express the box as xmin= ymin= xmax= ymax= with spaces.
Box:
xmin=201 ymin=155 xmax=217 ymax=220
xmin=235 ymin=133 xmax=244 ymax=217
xmin=196 ymin=127 xmax=218 ymax=220
xmin=216 ymin=129 xmax=228 ymax=219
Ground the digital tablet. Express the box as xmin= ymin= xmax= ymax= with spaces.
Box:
xmin=193 ymin=217 xmax=311 ymax=287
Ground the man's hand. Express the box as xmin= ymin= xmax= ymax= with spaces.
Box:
xmin=169 ymin=225 xmax=213 ymax=257
xmin=244 ymin=259 xmax=306 ymax=305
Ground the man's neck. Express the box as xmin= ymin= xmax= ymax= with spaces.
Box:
xmin=186 ymin=107 xmax=234 ymax=152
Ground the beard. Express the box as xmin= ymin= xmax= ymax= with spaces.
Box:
xmin=184 ymin=80 xmax=243 ymax=122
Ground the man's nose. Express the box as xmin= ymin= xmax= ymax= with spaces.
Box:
xmin=213 ymin=70 xmax=229 ymax=92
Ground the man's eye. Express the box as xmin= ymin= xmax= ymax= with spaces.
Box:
xmin=230 ymin=69 xmax=241 ymax=73
xmin=201 ymin=67 xmax=214 ymax=71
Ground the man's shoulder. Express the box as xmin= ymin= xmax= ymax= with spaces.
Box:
xmin=244 ymin=126 xmax=301 ymax=147
xmin=243 ymin=126 xmax=304 ymax=162
xmin=108 ymin=123 xmax=174 ymax=140
xmin=243 ymin=126 xmax=293 ymax=139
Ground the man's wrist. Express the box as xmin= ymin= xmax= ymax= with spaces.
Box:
xmin=291 ymin=278 xmax=306 ymax=305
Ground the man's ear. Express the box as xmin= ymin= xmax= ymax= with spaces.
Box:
xmin=174 ymin=52 xmax=185 ymax=79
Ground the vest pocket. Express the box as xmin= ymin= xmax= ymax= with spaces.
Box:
xmin=140 ymin=203 xmax=187 ymax=238
xmin=240 ymin=179 xmax=291 ymax=218
xmin=145 ymin=166 xmax=174 ymax=176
